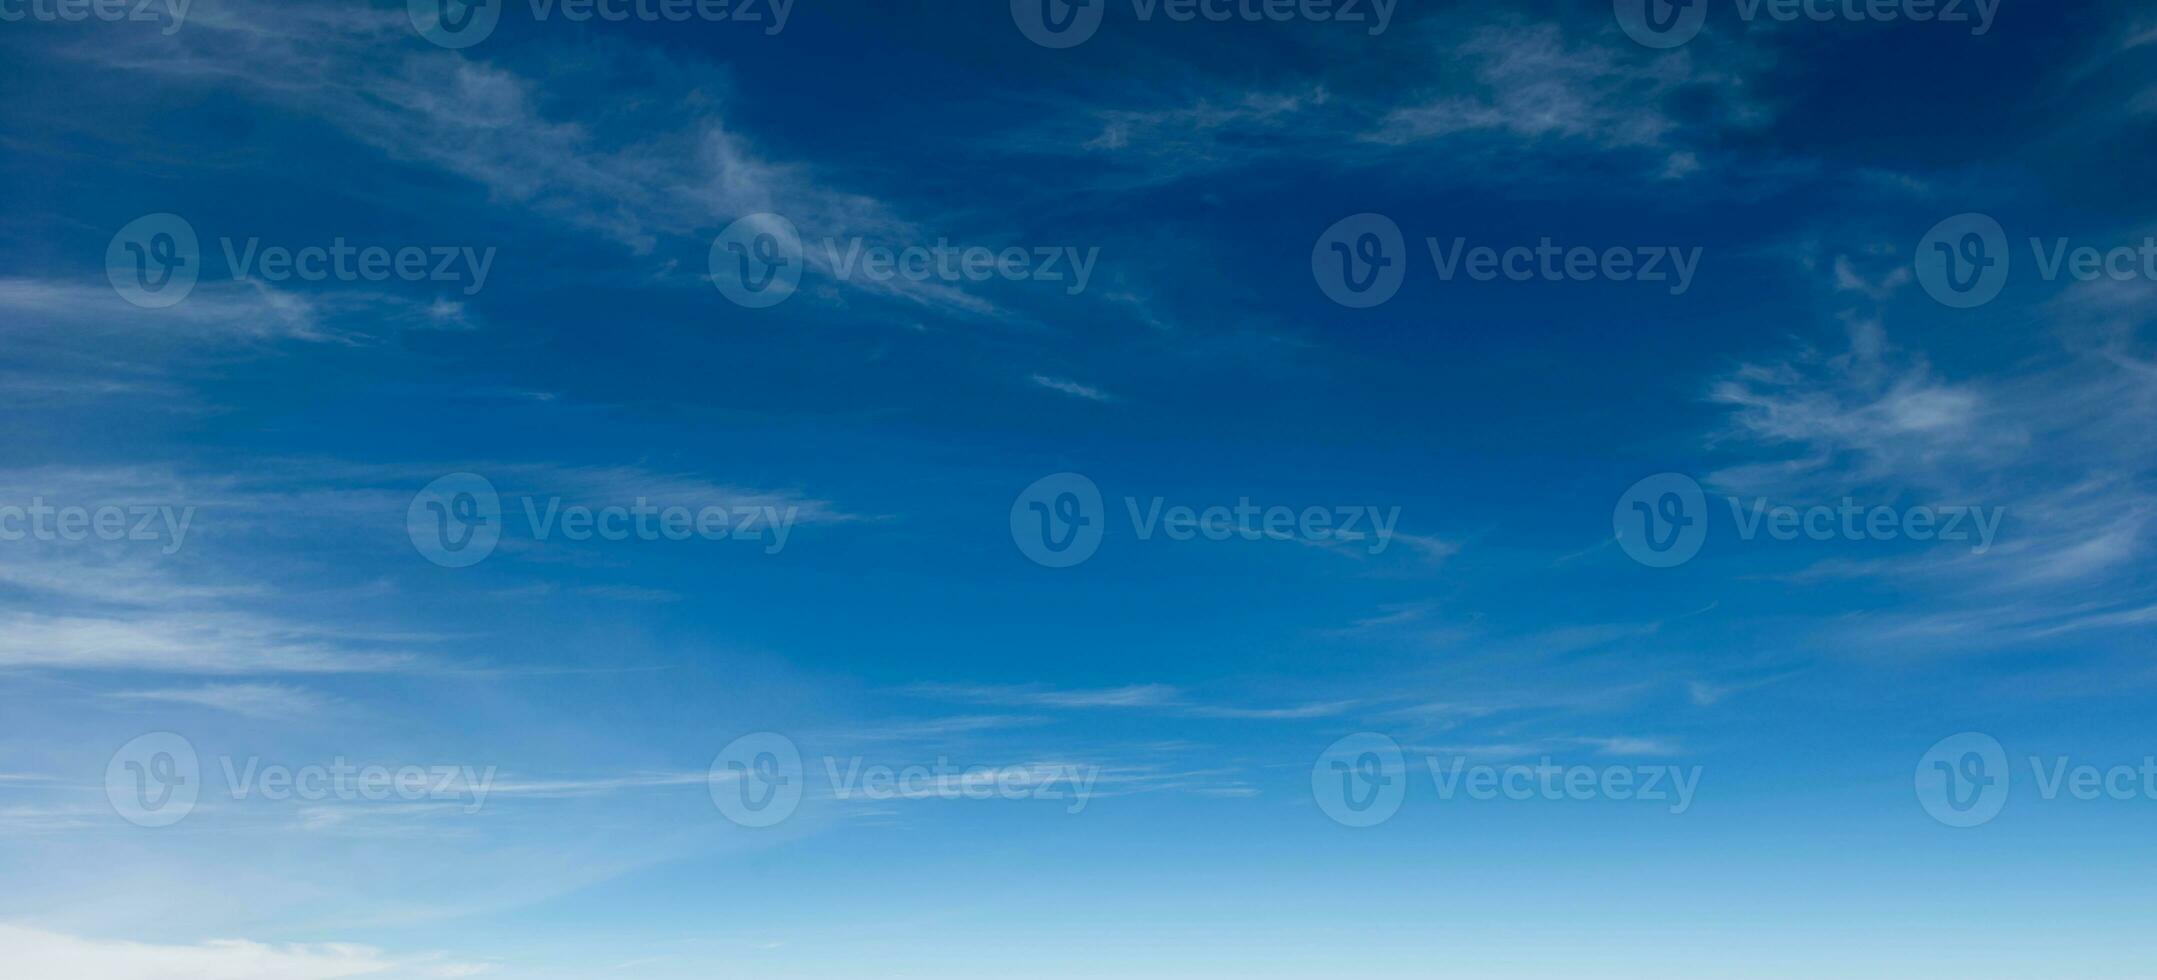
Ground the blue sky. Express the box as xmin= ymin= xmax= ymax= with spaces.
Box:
xmin=5 ymin=0 xmax=2157 ymax=976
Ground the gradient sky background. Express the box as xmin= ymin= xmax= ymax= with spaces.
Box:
xmin=5 ymin=0 xmax=2157 ymax=976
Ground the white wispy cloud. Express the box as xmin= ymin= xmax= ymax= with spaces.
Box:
xmin=1391 ymin=532 xmax=1461 ymax=563
xmin=1382 ymin=682 xmax=1655 ymax=729
xmin=1029 ymin=374 xmax=1115 ymax=402
xmin=486 ymin=463 xmax=858 ymax=525
xmin=1001 ymin=16 xmax=1769 ymax=189
xmin=1336 ymin=600 xmax=1440 ymax=631
xmin=61 ymin=0 xmax=1022 ymax=323
xmin=1408 ymin=735 xmax=1684 ymax=761
xmin=1698 ymin=267 xmax=2157 ymax=651
xmin=0 ymin=458 xmax=858 ymax=673
xmin=1831 ymin=255 xmax=1911 ymax=300
xmin=108 ymin=683 xmax=329 ymax=719
xmin=815 ymin=715 xmax=1046 ymax=742
xmin=0 ymin=276 xmax=491 ymax=420
xmin=1366 ymin=23 xmax=1716 ymax=156
xmin=906 ymin=682 xmax=1182 ymax=710
xmin=478 ymin=772 xmax=710 ymax=798
xmin=0 ymin=277 xmax=333 ymax=342
xmin=1706 ymin=318 xmax=2017 ymax=492
xmin=902 ymin=682 xmax=1355 ymax=720
xmin=0 ymin=464 xmax=431 ymax=674
xmin=1577 ymin=735 xmax=1682 ymax=757
xmin=0 ymin=924 xmax=488 ymax=980
xmin=1184 ymin=700 xmax=1360 ymax=720
xmin=1709 ymin=318 xmax=2149 ymax=557
xmin=0 ymin=611 xmax=418 ymax=674
xmin=1687 ymin=670 xmax=1802 ymax=706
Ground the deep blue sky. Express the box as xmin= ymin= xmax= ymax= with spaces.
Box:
xmin=4 ymin=0 xmax=2157 ymax=976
